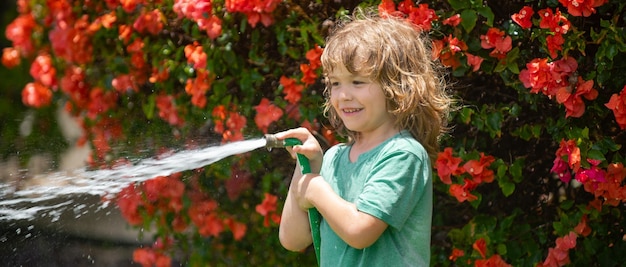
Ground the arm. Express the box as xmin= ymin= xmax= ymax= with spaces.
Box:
xmin=275 ymin=128 xmax=387 ymax=248
xmin=301 ymin=174 xmax=388 ymax=249
xmin=279 ymin=163 xmax=313 ymax=251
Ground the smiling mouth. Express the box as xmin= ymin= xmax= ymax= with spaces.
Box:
xmin=342 ymin=108 xmax=363 ymax=113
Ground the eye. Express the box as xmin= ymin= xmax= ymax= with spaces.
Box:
xmin=353 ymin=79 xmax=371 ymax=86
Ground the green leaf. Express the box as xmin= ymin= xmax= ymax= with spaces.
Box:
xmin=470 ymin=192 xmax=482 ymax=209
xmin=448 ymin=0 xmax=470 ymax=10
xmin=587 ymin=149 xmax=606 ymax=161
xmin=499 ymin=179 xmax=515 ymax=197
xmin=496 ymin=243 xmax=508 ymax=256
xmin=531 ymin=125 xmax=542 ymax=138
xmin=497 ymin=163 xmax=508 ymax=178
xmin=460 ymin=9 xmax=478 ymax=33
xmin=506 ymin=47 xmax=521 ymax=74
xmin=560 ymin=199 xmax=575 ymax=210
xmin=475 ymin=6 xmax=495 ymax=27
xmin=507 ymin=61 xmax=520 ymax=74
xmin=142 ymin=94 xmax=156 ymax=119
xmin=486 ymin=111 xmax=503 ymax=137
xmin=458 ymin=107 xmax=474 ymax=124
xmin=509 ymin=159 xmax=524 ymax=183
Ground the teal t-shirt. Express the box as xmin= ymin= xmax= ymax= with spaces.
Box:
xmin=318 ymin=131 xmax=432 ymax=267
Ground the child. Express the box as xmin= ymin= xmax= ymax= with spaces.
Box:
xmin=275 ymin=8 xmax=451 ymax=266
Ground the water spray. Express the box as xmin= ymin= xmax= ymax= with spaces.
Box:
xmin=263 ymin=134 xmax=321 ymax=265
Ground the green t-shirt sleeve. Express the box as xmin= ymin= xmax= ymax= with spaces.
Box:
xmin=355 ymin=150 xmax=427 ymax=229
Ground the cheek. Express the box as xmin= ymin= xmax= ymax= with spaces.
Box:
xmin=329 ymin=93 xmax=339 ymax=108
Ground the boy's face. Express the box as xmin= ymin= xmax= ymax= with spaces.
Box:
xmin=327 ymin=64 xmax=396 ymax=137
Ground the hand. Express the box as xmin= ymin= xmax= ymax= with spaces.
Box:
xmin=273 ymin=127 xmax=324 ymax=173
xmin=292 ymin=173 xmax=325 ymax=210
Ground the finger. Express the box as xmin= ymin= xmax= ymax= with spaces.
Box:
xmin=274 ymin=127 xmax=310 ymax=142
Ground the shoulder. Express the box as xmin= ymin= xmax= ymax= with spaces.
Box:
xmin=324 ymin=143 xmax=348 ymax=157
xmin=379 ymin=131 xmax=428 ymax=161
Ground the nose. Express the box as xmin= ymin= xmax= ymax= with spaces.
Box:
xmin=334 ymin=86 xmax=352 ymax=101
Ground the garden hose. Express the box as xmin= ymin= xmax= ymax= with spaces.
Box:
xmin=265 ymin=134 xmax=321 ymax=265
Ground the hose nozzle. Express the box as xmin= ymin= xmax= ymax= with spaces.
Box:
xmin=264 ymin=134 xmax=311 ymax=174
xmin=264 ymin=134 xmax=302 ymax=149
xmin=264 ymin=134 xmax=282 ymax=149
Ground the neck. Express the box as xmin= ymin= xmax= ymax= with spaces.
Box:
xmin=354 ymin=128 xmax=401 ymax=149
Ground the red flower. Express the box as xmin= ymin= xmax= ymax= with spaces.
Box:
xmin=200 ymin=16 xmax=222 ymax=40
xmin=149 ymin=64 xmax=170 ymax=84
xmin=30 ymin=53 xmax=57 ymax=89
xmin=117 ymin=183 xmax=144 ymax=226
xmin=378 ymin=0 xmax=402 ymax=18
xmin=551 ymin=157 xmax=572 ymax=183
xmin=224 ymin=111 xmax=246 ymax=141
xmin=605 ymin=85 xmax=626 ymax=129
xmin=173 ymin=0 xmax=213 ymax=21
xmin=300 ymin=63 xmax=318 ymax=85
xmin=473 ymin=238 xmax=488 ymax=258
xmin=112 ymin=74 xmax=139 ymax=93
xmin=280 ymin=75 xmax=304 ymax=104
xmin=538 ymin=8 xmax=571 ymax=35
xmin=449 ymin=179 xmax=478 ymax=203
xmin=184 ymin=42 xmax=207 ymax=69
xmin=156 ymin=94 xmax=185 ymax=126
xmin=22 ymin=82 xmax=53 ymax=108
xmin=448 ymin=248 xmax=465 ymax=261
xmin=546 ymin=34 xmax=565 ymax=59
xmin=432 ymin=36 xmax=468 ymax=69
xmin=574 ymin=215 xmax=592 ymax=237
xmin=87 ymin=87 xmax=118 ymax=119
xmin=2 ymin=47 xmax=21 ymax=68
xmin=579 ymin=159 xmax=607 ymax=193
xmin=143 ymin=175 xmax=185 ymax=213
xmin=95 ymin=12 xmax=117 ymax=29
xmin=213 ymin=105 xmax=247 ymax=142
xmin=465 ymin=53 xmax=484 ymax=72
xmin=256 ymin=193 xmax=280 ymax=227
xmin=189 ymin=199 xmax=224 ymax=237
xmin=540 ymin=231 xmax=577 ymax=267
xmin=60 ymin=66 xmax=90 ymax=110
xmin=185 ymin=69 xmax=213 ymax=108
xmin=118 ymin=24 xmax=133 ymax=44
xmin=463 ymin=153 xmax=495 ymax=184
xmin=595 ymin=164 xmax=626 ymax=206
xmin=555 ymin=77 xmax=598 ymax=118
xmin=254 ymin=98 xmax=284 ymax=133
xmin=443 ymin=14 xmax=461 ymax=27
xmin=306 ymin=44 xmax=324 ymax=70
xmin=475 ymin=254 xmax=512 ymax=267
xmin=407 ymin=3 xmax=438 ymax=31
xmin=519 ymin=57 xmax=578 ymax=97
xmin=5 ymin=14 xmax=36 ymax=56
xmin=512 ymin=6 xmax=534 ymax=29
xmin=48 ymin=14 xmax=95 ymax=65
xmin=133 ymin=9 xmax=164 ymax=35
xmin=558 ymin=0 xmax=608 ymax=17
xmin=225 ymin=0 xmax=281 ymax=27
xmin=480 ymin=28 xmax=512 ymax=59
xmin=133 ymin=247 xmax=171 ymax=267
xmin=435 ymin=147 xmax=464 ymax=184
xmin=555 ymin=139 xmax=581 ymax=172
xmin=225 ymin=217 xmax=247 ymax=241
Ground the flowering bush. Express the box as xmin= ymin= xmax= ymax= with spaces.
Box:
xmin=2 ymin=0 xmax=626 ymax=266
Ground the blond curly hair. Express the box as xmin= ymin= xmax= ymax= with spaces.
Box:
xmin=321 ymin=8 xmax=452 ymax=160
